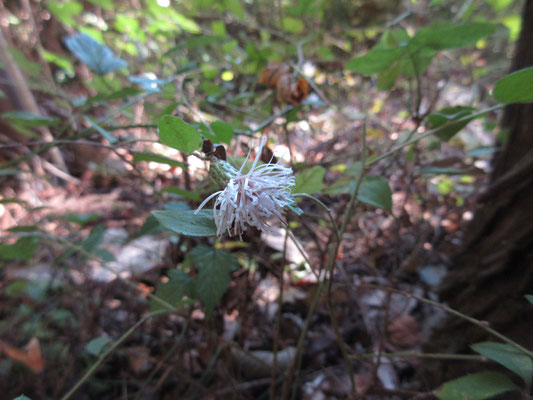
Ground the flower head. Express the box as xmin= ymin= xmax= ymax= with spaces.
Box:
xmin=195 ymin=137 xmax=295 ymax=239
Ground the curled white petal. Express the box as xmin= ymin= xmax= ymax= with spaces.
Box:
xmin=196 ymin=137 xmax=296 ymax=239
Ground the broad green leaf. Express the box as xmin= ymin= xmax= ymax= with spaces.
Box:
xmin=0 ymin=237 xmax=39 ymax=261
xmin=164 ymin=202 xmax=190 ymax=211
xmin=358 ymin=176 xmax=393 ymax=212
xmin=471 ymin=342 xmax=532 ymax=388
xmin=377 ymin=59 xmax=403 ymax=90
xmin=161 ymin=186 xmax=202 ymax=201
xmin=427 ymin=106 xmax=476 ymax=141
xmin=526 ymin=295 xmax=533 ymax=305
xmin=282 ymin=17 xmax=305 ymax=34
xmin=137 ymin=215 xmax=164 ymax=237
xmin=211 ymin=21 xmax=226 ymax=36
xmin=437 ymin=371 xmax=518 ymax=400
xmin=345 ymin=48 xmax=403 ymax=75
xmin=41 ymin=49 xmax=74 ymax=73
xmin=224 ymin=0 xmax=244 ymax=19
xmin=152 ymin=209 xmax=217 ymax=237
xmin=47 ymin=1 xmax=83 ymax=26
xmin=80 ymin=224 xmax=105 ymax=254
xmin=189 ymin=246 xmax=239 ymax=316
xmin=411 ymin=22 xmax=497 ymax=50
xmin=210 ymin=121 xmax=234 ymax=144
xmin=158 ymin=115 xmax=202 ymax=154
xmin=1 ymin=111 xmax=58 ymax=127
xmin=150 ymin=269 xmax=193 ymax=312
xmin=133 ymin=152 xmax=186 ymax=168
xmin=85 ymin=336 xmax=112 ymax=356
xmin=493 ymin=67 xmax=533 ymax=104
xmin=293 ymin=166 xmax=325 ymax=194
xmin=64 ymin=34 xmax=128 ymax=75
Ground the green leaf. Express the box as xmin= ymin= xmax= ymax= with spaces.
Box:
xmin=1 ymin=111 xmax=59 ymax=127
xmin=88 ymin=0 xmax=114 ymax=10
xmin=427 ymin=106 xmax=476 ymax=141
xmin=493 ymin=67 xmax=533 ymax=104
xmin=83 ymin=116 xmax=117 ymax=143
xmin=293 ymin=166 xmax=325 ymax=194
xmin=411 ymin=22 xmax=497 ymax=50
xmin=80 ymin=224 xmax=105 ymax=254
xmin=47 ymin=1 xmax=83 ymax=26
xmin=158 ymin=115 xmax=203 ymax=154
xmin=189 ymin=246 xmax=239 ymax=316
xmin=282 ymin=17 xmax=305 ymax=34
xmin=471 ymin=342 xmax=532 ymax=388
xmin=526 ymin=294 xmax=533 ymax=305
xmin=161 ymin=186 xmax=202 ymax=201
xmin=13 ymin=395 xmax=32 ymax=400
xmin=224 ymin=0 xmax=244 ymax=19
xmin=210 ymin=121 xmax=234 ymax=145
xmin=437 ymin=371 xmax=518 ymax=400
xmin=66 ymin=212 xmax=100 ymax=226
xmin=358 ymin=176 xmax=393 ymax=212
xmin=133 ymin=152 xmax=186 ymax=168
xmin=0 ymin=237 xmax=39 ymax=261
xmin=152 ymin=209 xmax=217 ymax=237
xmin=377 ymin=59 xmax=403 ymax=90
xmin=64 ymin=34 xmax=128 ymax=75
xmin=150 ymin=269 xmax=193 ymax=312
xmin=85 ymin=336 xmax=112 ymax=356
xmin=345 ymin=48 xmax=403 ymax=75
xmin=41 ymin=49 xmax=74 ymax=73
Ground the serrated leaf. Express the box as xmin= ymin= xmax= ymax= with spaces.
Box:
xmin=471 ymin=342 xmax=532 ymax=388
xmin=210 ymin=121 xmax=234 ymax=144
xmin=411 ymin=22 xmax=497 ymax=50
xmin=133 ymin=152 xmax=185 ymax=168
xmin=358 ymin=176 xmax=393 ymax=212
xmin=152 ymin=209 xmax=217 ymax=237
xmin=158 ymin=115 xmax=202 ymax=154
xmin=150 ymin=269 xmax=193 ymax=312
xmin=493 ymin=67 xmax=533 ymax=104
xmin=437 ymin=371 xmax=518 ymax=400
xmin=427 ymin=106 xmax=476 ymax=141
xmin=64 ymin=33 xmax=128 ymax=75
xmin=293 ymin=166 xmax=325 ymax=194
xmin=189 ymin=246 xmax=239 ymax=316
xmin=85 ymin=336 xmax=112 ymax=356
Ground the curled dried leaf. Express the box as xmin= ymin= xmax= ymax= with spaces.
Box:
xmin=259 ymin=62 xmax=309 ymax=106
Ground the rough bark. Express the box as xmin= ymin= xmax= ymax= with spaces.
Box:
xmin=422 ymin=0 xmax=533 ymax=387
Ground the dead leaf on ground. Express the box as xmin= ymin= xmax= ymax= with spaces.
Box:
xmin=387 ymin=314 xmax=421 ymax=348
xmin=0 ymin=337 xmax=45 ymax=373
xmin=258 ymin=62 xmax=309 ymax=106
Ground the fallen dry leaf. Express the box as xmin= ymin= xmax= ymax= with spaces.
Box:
xmin=387 ymin=314 xmax=421 ymax=348
xmin=0 ymin=337 xmax=45 ymax=373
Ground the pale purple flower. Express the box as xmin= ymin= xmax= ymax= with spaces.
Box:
xmin=195 ymin=137 xmax=296 ymax=239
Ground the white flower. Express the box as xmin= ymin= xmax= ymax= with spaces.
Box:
xmin=195 ymin=137 xmax=296 ymax=239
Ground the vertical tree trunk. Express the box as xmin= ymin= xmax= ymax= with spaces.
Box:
xmin=423 ymin=0 xmax=533 ymax=385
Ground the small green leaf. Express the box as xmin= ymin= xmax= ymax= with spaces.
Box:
xmin=150 ymin=269 xmax=193 ymax=312
xmin=1 ymin=111 xmax=59 ymax=127
xmin=493 ymin=67 xmax=533 ymax=104
xmin=161 ymin=186 xmax=201 ymax=201
xmin=13 ymin=395 xmax=32 ymax=400
xmin=293 ymin=166 xmax=325 ymax=194
xmin=0 ymin=237 xmax=40 ymax=261
xmin=427 ymin=106 xmax=476 ymax=141
xmin=526 ymin=294 xmax=533 ymax=305
xmin=158 ymin=115 xmax=203 ymax=154
xmin=210 ymin=121 xmax=234 ymax=145
xmin=224 ymin=0 xmax=244 ymax=19
xmin=437 ymin=371 xmax=518 ymax=400
xmin=345 ymin=48 xmax=403 ymax=75
xmin=471 ymin=342 xmax=532 ymax=388
xmin=133 ymin=152 xmax=186 ymax=168
xmin=358 ymin=176 xmax=393 ymax=212
xmin=189 ymin=246 xmax=239 ymax=316
xmin=41 ymin=49 xmax=74 ymax=73
xmin=152 ymin=209 xmax=217 ymax=237
xmin=84 ymin=116 xmax=117 ymax=143
xmin=282 ymin=17 xmax=305 ymax=34
xmin=47 ymin=1 xmax=83 ymax=26
xmin=85 ymin=336 xmax=112 ymax=356
xmin=411 ymin=22 xmax=497 ymax=50
xmin=66 ymin=212 xmax=100 ymax=226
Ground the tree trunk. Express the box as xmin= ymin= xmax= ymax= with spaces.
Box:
xmin=422 ymin=0 xmax=533 ymax=386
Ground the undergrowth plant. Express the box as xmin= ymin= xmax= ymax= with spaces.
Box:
xmin=1 ymin=1 xmax=532 ymax=399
